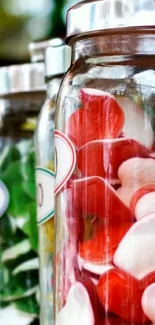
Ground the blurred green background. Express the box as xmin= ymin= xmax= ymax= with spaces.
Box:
xmin=0 ymin=0 xmax=78 ymax=65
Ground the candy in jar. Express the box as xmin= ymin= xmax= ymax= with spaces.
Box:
xmin=35 ymin=39 xmax=71 ymax=325
xmin=54 ymin=0 xmax=155 ymax=324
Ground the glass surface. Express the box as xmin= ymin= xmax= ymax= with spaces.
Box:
xmin=35 ymin=77 xmax=62 ymax=325
xmin=54 ymin=33 xmax=155 ymax=325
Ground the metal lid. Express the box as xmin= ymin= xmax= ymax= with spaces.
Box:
xmin=45 ymin=39 xmax=71 ymax=78
xmin=66 ymin=0 xmax=155 ymax=41
xmin=29 ymin=39 xmax=58 ymax=63
xmin=0 ymin=63 xmax=45 ymax=97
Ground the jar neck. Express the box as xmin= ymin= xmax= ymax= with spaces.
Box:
xmin=46 ymin=76 xmax=63 ymax=99
xmin=71 ymin=32 xmax=155 ymax=63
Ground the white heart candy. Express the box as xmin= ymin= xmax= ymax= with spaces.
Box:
xmin=116 ymin=96 xmax=154 ymax=149
xmin=135 ymin=192 xmax=155 ymax=220
xmin=142 ymin=283 xmax=155 ymax=324
xmin=117 ymin=186 xmax=134 ymax=207
xmin=114 ymin=213 xmax=155 ymax=279
xmin=78 ymin=255 xmax=114 ymax=276
xmin=56 ymin=282 xmax=95 ymax=325
xmin=117 ymin=158 xmax=155 ymax=207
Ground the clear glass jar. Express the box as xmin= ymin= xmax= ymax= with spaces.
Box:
xmin=0 ymin=63 xmax=45 ymax=324
xmin=35 ymin=40 xmax=71 ymax=325
xmin=54 ymin=1 xmax=155 ymax=324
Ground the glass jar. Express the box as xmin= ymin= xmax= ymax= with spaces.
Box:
xmin=0 ymin=63 xmax=45 ymax=324
xmin=29 ymin=39 xmax=63 ymax=63
xmin=35 ymin=40 xmax=71 ymax=325
xmin=54 ymin=1 xmax=155 ymax=324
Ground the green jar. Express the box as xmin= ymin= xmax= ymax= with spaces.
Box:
xmin=0 ymin=63 xmax=45 ymax=324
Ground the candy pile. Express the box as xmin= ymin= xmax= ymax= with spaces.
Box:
xmin=57 ymin=88 xmax=155 ymax=325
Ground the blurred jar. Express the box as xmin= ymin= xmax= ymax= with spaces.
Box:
xmin=0 ymin=63 xmax=45 ymax=324
xmin=35 ymin=39 xmax=71 ymax=325
xmin=54 ymin=1 xmax=155 ymax=325
xmin=29 ymin=39 xmax=63 ymax=63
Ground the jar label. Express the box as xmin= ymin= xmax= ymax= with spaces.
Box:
xmin=36 ymin=167 xmax=54 ymax=226
xmin=0 ymin=180 xmax=9 ymax=217
xmin=54 ymin=130 xmax=76 ymax=195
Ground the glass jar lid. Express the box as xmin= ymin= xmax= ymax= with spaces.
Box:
xmin=0 ymin=63 xmax=45 ymax=97
xmin=66 ymin=0 xmax=155 ymax=42
xmin=45 ymin=39 xmax=71 ymax=78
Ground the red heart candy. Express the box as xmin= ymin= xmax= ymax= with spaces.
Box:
xmin=97 ymin=314 xmax=139 ymax=325
xmin=58 ymin=244 xmax=80 ymax=305
xmin=67 ymin=89 xmax=124 ymax=148
xmin=77 ymin=139 xmax=149 ymax=179
xmin=80 ymin=88 xmax=115 ymax=107
xmin=70 ymin=177 xmax=133 ymax=224
xmin=97 ymin=268 xmax=155 ymax=323
xmin=79 ymin=273 xmax=103 ymax=323
xmin=79 ymin=222 xmax=132 ymax=263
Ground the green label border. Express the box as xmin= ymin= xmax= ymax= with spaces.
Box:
xmin=36 ymin=167 xmax=55 ymax=226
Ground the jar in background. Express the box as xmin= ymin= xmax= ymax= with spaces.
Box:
xmin=29 ymin=39 xmax=63 ymax=63
xmin=54 ymin=1 xmax=155 ymax=324
xmin=0 ymin=63 xmax=45 ymax=325
xmin=35 ymin=39 xmax=71 ymax=325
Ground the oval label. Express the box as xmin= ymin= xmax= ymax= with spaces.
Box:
xmin=54 ymin=130 xmax=76 ymax=195
xmin=36 ymin=167 xmax=54 ymax=226
xmin=0 ymin=180 xmax=9 ymax=217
